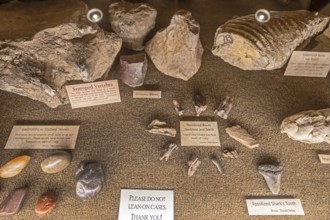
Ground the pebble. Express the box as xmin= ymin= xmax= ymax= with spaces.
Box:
xmin=75 ymin=160 xmax=104 ymax=201
xmin=41 ymin=151 xmax=72 ymax=174
xmin=35 ymin=191 xmax=57 ymax=218
xmin=0 ymin=155 xmax=31 ymax=178
xmin=0 ymin=187 xmax=28 ymax=216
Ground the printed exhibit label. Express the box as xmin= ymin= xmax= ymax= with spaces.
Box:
xmin=66 ymin=80 xmax=121 ymax=109
xmin=284 ymin=51 xmax=330 ymax=77
xmin=318 ymin=154 xmax=330 ymax=164
xmin=5 ymin=125 xmax=79 ymax=149
xmin=133 ymin=90 xmax=162 ymax=99
xmin=118 ymin=189 xmax=174 ymax=220
xmin=180 ymin=121 xmax=220 ymax=146
xmin=246 ymin=199 xmax=305 ymax=216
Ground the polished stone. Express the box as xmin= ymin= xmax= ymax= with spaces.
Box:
xmin=41 ymin=151 xmax=72 ymax=174
xmin=0 ymin=187 xmax=28 ymax=216
xmin=75 ymin=160 xmax=104 ymax=201
xmin=0 ymin=155 xmax=30 ymax=178
xmin=35 ymin=191 xmax=57 ymax=218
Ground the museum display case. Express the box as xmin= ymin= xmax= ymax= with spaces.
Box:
xmin=0 ymin=0 xmax=329 ymax=219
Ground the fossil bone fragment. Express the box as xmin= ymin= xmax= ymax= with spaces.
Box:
xmin=188 ymin=157 xmax=201 ymax=177
xmin=281 ymin=108 xmax=330 ymax=144
xmin=147 ymin=119 xmax=177 ymax=137
xmin=225 ymin=125 xmax=259 ymax=149
xmin=159 ymin=143 xmax=178 ymax=161
xmin=214 ymin=96 xmax=233 ymax=119
xmin=173 ymin=100 xmax=184 ymax=116
xmin=109 ymin=2 xmax=157 ymax=51
xmin=212 ymin=10 xmax=330 ymax=70
xmin=210 ymin=156 xmax=225 ymax=176
xmin=145 ymin=10 xmax=204 ymax=81
xmin=222 ymin=149 xmax=238 ymax=159
xmin=194 ymin=93 xmax=207 ymax=117
xmin=258 ymin=164 xmax=283 ymax=195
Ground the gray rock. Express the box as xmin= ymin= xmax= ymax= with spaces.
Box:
xmin=0 ymin=23 xmax=122 ymax=108
xmin=41 ymin=151 xmax=72 ymax=174
xmin=109 ymin=2 xmax=157 ymax=51
xmin=76 ymin=160 xmax=104 ymax=201
xmin=145 ymin=10 xmax=204 ymax=81
xmin=212 ymin=10 xmax=329 ymax=70
xmin=118 ymin=53 xmax=148 ymax=87
xmin=258 ymin=164 xmax=283 ymax=195
xmin=281 ymin=109 xmax=330 ymax=144
xmin=0 ymin=187 xmax=28 ymax=216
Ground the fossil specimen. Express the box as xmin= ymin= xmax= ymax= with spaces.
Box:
xmin=212 ymin=10 xmax=330 ymax=70
xmin=258 ymin=164 xmax=283 ymax=195
xmin=225 ymin=125 xmax=259 ymax=149
xmin=0 ymin=187 xmax=28 ymax=216
xmin=109 ymin=2 xmax=157 ymax=51
xmin=0 ymin=155 xmax=30 ymax=178
xmin=210 ymin=156 xmax=225 ymax=176
xmin=160 ymin=143 xmax=178 ymax=161
xmin=147 ymin=119 xmax=177 ymax=137
xmin=222 ymin=149 xmax=239 ymax=159
xmin=173 ymin=100 xmax=184 ymax=116
xmin=214 ymin=96 xmax=233 ymax=119
xmin=145 ymin=10 xmax=204 ymax=81
xmin=188 ymin=157 xmax=201 ymax=177
xmin=194 ymin=93 xmax=207 ymax=117
xmin=118 ymin=53 xmax=148 ymax=87
xmin=281 ymin=108 xmax=330 ymax=144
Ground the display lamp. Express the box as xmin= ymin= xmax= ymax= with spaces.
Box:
xmin=255 ymin=9 xmax=271 ymax=23
xmin=87 ymin=8 xmax=103 ymax=23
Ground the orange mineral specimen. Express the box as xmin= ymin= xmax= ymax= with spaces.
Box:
xmin=35 ymin=191 xmax=57 ymax=218
xmin=0 ymin=155 xmax=31 ymax=178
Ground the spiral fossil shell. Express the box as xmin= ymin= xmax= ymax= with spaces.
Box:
xmin=212 ymin=10 xmax=330 ymax=70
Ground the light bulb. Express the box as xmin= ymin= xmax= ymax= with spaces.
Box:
xmin=255 ymin=9 xmax=271 ymax=23
xmin=87 ymin=8 xmax=103 ymax=23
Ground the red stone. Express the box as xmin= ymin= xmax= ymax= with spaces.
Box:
xmin=35 ymin=191 xmax=57 ymax=218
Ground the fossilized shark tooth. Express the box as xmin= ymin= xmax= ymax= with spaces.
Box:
xmin=0 ymin=155 xmax=31 ymax=178
xmin=225 ymin=125 xmax=259 ymax=149
xmin=210 ymin=155 xmax=225 ymax=176
xmin=147 ymin=119 xmax=177 ymax=137
xmin=160 ymin=143 xmax=178 ymax=161
xmin=212 ymin=10 xmax=330 ymax=70
xmin=194 ymin=93 xmax=207 ymax=117
xmin=173 ymin=100 xmax=184 ymax=116
xmin=222 ymin=149 xmax=238 ymax=159
xmin=188 ymin=157 xmax=201 ymax=176
xmin=214 ymin=96 xmax=233 ymax=119
xmin=258 ymin=164 xmax=283 ymax=195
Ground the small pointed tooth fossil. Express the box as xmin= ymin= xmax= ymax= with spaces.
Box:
xmin=210 ymin=156 xmax=225 ymax=176
xmin=147 ymin=119 xmax=177 ymax=137
xmin=222 ymin=149 xmax=238 ymax=159
xmin=159 ymin=143 xmax=178 ymax=161
xmin=188 ymin=157 xmax=201 ymax=176
xmin=214 ymin=96 xmax=233 ymax=119
xmin=194 ymin=93 xmax=207 ymax=117
xmin=258 ymin=164 xmax=283 ymax=195
xmin=172 ymin=100 xmax=184 ymax=116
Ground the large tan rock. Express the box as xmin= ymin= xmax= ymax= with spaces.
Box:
xmin=145 ymin=10 xmax=204 ymax=81
xmin=0 ymin=23 xmax=122 ymax=108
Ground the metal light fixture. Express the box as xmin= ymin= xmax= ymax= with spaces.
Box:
xmin=87 ymin=8 xmax=103 ymax=23
xmin=255 ymin=9 xmax=271 ymax=23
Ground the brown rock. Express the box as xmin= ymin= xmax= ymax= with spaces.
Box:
xmin=35 ymin=191 xmax=57 ymax=218
xmin=0 ymin=155 xmax=30 ymax=178
xmin=0 ymin=187 xmax=28 ymax=216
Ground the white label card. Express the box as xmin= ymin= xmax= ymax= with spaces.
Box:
xmin=318 ymin=154 xmax=330 ymax=164
xmin=180 ymin=121 xmax=220 ymax=146
xmin=5 ymin=125 xmax=79 ymax=149
xmin=66 ymin=80 xmax=121 ymax=109
xmin=246 ymin=199 xmax=305 ymax=216
xmin=133 ymin=90 xmax=161 ymax=99
xmin=118 ymin=189 xmax=174 ymax=220
xmin=284 ymin=51 xmax=330 ymax=77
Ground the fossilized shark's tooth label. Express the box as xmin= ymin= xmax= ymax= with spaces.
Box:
xmin=246 ymin=199 xmax=305 ymax=216
xmin=133 ymin=90 xmax=161 ymax=99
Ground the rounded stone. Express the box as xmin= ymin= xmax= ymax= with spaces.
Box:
xmin=0 ymin=155 xmax=31 ymax=178
xmin=41 ymin=151 xmax=72 ymax=174
xmin=35 ymin=191 xmax=57 ymax=218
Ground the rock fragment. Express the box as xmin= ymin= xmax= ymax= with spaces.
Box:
xmin=0 ymin=187 xmax=28 ymax=216
xmin=76 ymin=161 xmax=104 ymax=201
xmin=0 ymin=155 xmax=30 ymax=178
xmin=41 ymin=151 xmax=72 ymax=174
xmin=109 ymin=2 xmax=157 ymax=51
xmin=145 ymin=10 xmax=204 ymax=81
xmin=214 ymin=96 xmax=233 ymax=119
xmin=210 ymin=155 xmax=225 ymax=176
xmin=147 ymin=119 xmax=177 ymax=137
xmin=173 ymin=100 xmax=184 ymax=116
xmin=258 ymin=164 xmax=283 ymax=195
xmin=35 ymin=191 xmax=57 ymax=218
xmin=225 ymin=125 xmax=259 ymax=149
